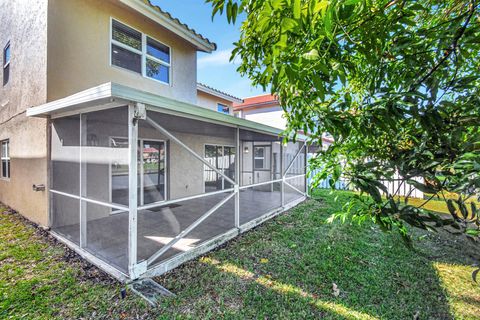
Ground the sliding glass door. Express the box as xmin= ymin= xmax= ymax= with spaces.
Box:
xmin=110 ymin=138 xmax=166 ymax=207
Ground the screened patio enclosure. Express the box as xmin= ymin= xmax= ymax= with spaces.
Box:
xmin=27 ymin=83 xmax=307 ymax=281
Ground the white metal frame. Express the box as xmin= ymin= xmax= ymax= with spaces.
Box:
xmin=47 ymin=104 xmax=308 ymax=281
xmin=0 ymin=139 xmax=10 ymax=180
xmin=109 ymin=18 xmax=172 ymax=86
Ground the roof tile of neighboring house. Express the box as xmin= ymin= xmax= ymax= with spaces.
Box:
xmin=143 ymin=0 xmax=217 ymax=50
xmin=233 ymin=94 xmax=280 ymax=111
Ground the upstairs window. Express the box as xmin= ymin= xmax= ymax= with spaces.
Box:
xmin=3 ymin=42 xmax=10 ymax=86
xmin=1 ymin=140 xmax=10 ymax=179
xmin=146 ymin=37 xmax=170 ymax=84
xmin=217 ymin=103 xmax=230 ymax=114
xmin=110 ymin=19 xmax=171 ymax=85
xmin=111 ymin=20 xmax=142 ymax=74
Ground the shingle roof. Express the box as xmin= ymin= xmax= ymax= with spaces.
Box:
xmin=142 ymin=0 xmax=217 ymax=51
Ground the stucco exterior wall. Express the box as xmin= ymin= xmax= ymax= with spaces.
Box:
xmin=0 ymin=0 xmax=49 ymax=226
xmin=46 ymin=0 xmax=198 ymax=104
xmin=242 ymin=106 xmax=286 ymax=130
xmin=196 ymin=90 xmax=233 ymax=115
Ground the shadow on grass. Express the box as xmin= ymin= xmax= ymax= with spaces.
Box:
xmin=154 ymin=190 xmax=480 ymax=319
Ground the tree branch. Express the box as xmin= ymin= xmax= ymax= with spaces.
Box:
xmin=411 ymin=0 xmax=477 ymax=90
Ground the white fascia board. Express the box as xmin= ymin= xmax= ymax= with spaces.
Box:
xmin=118 ymin=0 xmax=215 ymax=53
xmin=26 ymin=83 xmax=115 ymax=117
xmin=26 ymin=82 xmax=307 ymax=141
xmin=196 ymin=84 xmax=243 ymax=104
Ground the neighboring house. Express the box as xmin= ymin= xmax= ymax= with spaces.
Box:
xmin=196 ymin=83 xmax=243 ymax=115
xmin=234 ymin=94 xmax=286 ymax=129
xmin=234 ymin=94 xmax=334 ymax=148
xmin=0 ymin=0 xmax=308 ymax=281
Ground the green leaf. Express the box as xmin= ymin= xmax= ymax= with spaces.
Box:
xmin=406 ymin=180 xmax=436 ymax=194
xmin=281 ymin=18 xmax=298 ymax=32
xmin=473 ymin=268 xmax=480 ymax=283
xmin=446 ymin=200 xmax=457 ymax=218
xmin=293 ymin=0 xmax=301 ymax=19
xmin=344 ymin=0 xmax=361 ymax=5
xmin=303 ymin=49 xmax=320 ymax=60
xmin=314 ymin=0 xmax=329 ymax=15
xmin=466 ymin=229 xmax=480 ymax=237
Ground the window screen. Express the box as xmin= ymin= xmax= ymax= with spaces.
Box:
xmin=111 ymin=20 xmax=142 ymax=74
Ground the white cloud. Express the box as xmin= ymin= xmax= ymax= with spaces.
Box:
xmin=198 ymin=48 xmax=240 ymax=68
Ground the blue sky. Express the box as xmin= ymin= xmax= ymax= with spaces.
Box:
xmin=151 ymin=0 xmax=266 ymax=98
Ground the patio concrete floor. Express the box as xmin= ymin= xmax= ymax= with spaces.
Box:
xmin=54 ymin=188 xmax=304 ymax=274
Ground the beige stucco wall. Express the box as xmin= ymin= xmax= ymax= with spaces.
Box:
xmin=196 ymin=90 xmax=233 ymax=114
xmin=46 ymin=0 xmax=198 ymax=104
xmin=0 ymin=0 xmax=49 ymax=226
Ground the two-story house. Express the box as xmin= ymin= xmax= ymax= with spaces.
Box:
xmin=0 ymin=0 xmax=308 ymax=281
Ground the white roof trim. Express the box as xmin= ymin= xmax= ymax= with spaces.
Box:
xmin=26 ymin=82 xmax=307 ymax=140
xmin=118 ymin=0 xmax=216 ymax=53
xmin=197 ymin=83 xmax=243 ymax=104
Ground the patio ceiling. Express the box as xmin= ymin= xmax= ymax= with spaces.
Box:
xmin=26 ymin=82 xmax=307 ymax=140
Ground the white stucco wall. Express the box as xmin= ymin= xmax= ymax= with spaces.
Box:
xmin=242 ymin=106 xmax=287 ymax=130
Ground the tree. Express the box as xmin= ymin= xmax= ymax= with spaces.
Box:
xmin=206 ymin=0 xmax=480 ymax=246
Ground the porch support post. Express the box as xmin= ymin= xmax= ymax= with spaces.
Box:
xmin=281 ymin=143 xmax=285 ymax=207
xmin=128 ymin=104 xmax=139 ymax=277
xmin=235 ymin=127 xmax=240 ymax=228
xmin=305 ymin=144 xmax=310 ymax=198
xmin=79 ymin=114 xmax=87 ymax=248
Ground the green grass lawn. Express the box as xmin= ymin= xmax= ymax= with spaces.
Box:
xmin=1 ymin=190 xmax=479 ymax=319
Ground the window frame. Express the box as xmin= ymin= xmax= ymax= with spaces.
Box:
xmin=254 ymin=146 xmax=266 ymax=170
xmin=1 ymin=139 xmax=10 ymax=180
xmin=3 ymin=41 xmax=10 ymax=86
xmin=217 ymin=103 xmax=230 ymax=115
xmin=109 ymin=18 xmax=172 ymax=86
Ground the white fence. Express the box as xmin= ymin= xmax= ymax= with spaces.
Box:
xmin=308 ymin=168 xmax=424 ymax=199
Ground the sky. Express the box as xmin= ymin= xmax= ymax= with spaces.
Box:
xmin=151 ymin=0 xmax=266 ymax=98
